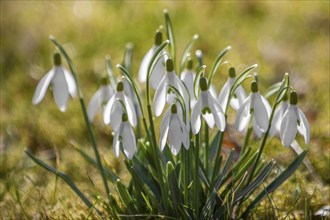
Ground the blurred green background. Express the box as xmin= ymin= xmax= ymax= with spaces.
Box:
xmin=1 ymin=1 xmax=329 ymax=219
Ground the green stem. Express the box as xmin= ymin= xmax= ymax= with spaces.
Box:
xmin=204 ymin=122 xmax=209 ymax=178
xmin=241 ymin=124 xmax=253 ymax=156
xmin=194 ymin=133 xmax=200 ymax=218
xmin=211 ymin=131 xmax=225 ymax=186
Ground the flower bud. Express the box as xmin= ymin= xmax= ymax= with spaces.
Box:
xmin=166 ymin=59 xmax=174 ymax=72
xmin=186 ymin=57 xmax=193 ymax=70
xmin=53 ymin=52 xmax=61 ymax=66
xmin=290 ymin=91 xmax=298 ymax=105
xmin=200 ymin=77 xmax=208 ymax=91
xmin=251 ymin=81 xmax=258 ymax=93
xmin=122 ymin=113 xmax=128 ymax=122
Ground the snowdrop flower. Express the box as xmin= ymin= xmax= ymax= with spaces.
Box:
xmin=191 ymin=77 xmax=226 ymax=134
xmin=160 ymin=104 xmax=189 ymax=155
xmin=87 ymin=77 xmax=114 ymax=122
xmin=180 ymin=57 xmax=195 ymax=101
xmin=218 ymin=67 xmax=246 ymax=111
xmin=280 ymin=91 xmax=310 ymax=147
xmin=103 ymin=81 xmax=137 ymax=132
xmin=138 ymin=30 xmax=167 ymax=89
xmin=235 ymin=81 xmax=271 ymax=137
xmin=32 ymin=52 xmax=77 ymax=112
xmin=122 ymin=77 xmax=141 ymax=117
xmin=269 ymin=94 xmax=289 ymax=137
xmin=154 ymin=59 xmax=189 ymax=117
xmin=113 ymin=113 xmax=136 ymax=159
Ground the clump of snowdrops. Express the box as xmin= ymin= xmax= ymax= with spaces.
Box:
xmin=27 ymin=10 xmax=309 ymax=219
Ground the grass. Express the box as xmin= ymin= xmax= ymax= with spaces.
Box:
xmin=1 ymin=1 xmax=329 ymax=219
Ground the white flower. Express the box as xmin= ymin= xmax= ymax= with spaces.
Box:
xmin=138 ymin=30 xmax=167 ymax=89
xmin=218 ymin=67 xmax=246 ymax=111
xmin=180 ymin=58 xmax=195 ymax=101
xmin=280 ymin=91 xmax=310 ymax=147
xmin=113 ymin=113 xmax=136 ymax=159
xmin=160 ymin=104 xmax=189 ymax=155
xmin=235 ymin=81 xmax=271 ymax=137
xmin=269 ymin=95 xmax=289 ymax=137
xmin=191 ymin=77 xmax=226 ymax=134
xmin=153 ymin=59 xmax=189 ymax=117
xmin=103 ymin=81 xmax=137 ymax=132
xmin=32 ymin=53 xmax=77 ymax=112
xmin=122 ymin=77 xmax=141 ymax=118
xmin=87 ymin=77 xmax=114 ymax=122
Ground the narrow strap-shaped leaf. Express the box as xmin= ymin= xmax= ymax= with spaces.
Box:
xmin=166 ymin=162 xmax=182 ymax=216
xmin=264 ymin=82 xmax=282 ymax=98
xmin=209 ymin=131 xmax=221 ymax=162
xmin=164 ymin=9 xmax=176 ymax=65
xmin=122 ymin=43 xmax=134 ymax=75
xmin=200 ymin=190 xmax=217 ymax=219
xmin=230 ymin=64 xmax=258 ymax=97
xmin=105 ymin=55 xmax=117 ymax=89
xmin=207 ymin=46 xmax=232 ymax=87
xmin=241 ymin=150 xmax=307 ymax=218
xmin=179 ymin=34 xmax=199 ymax=73
xmin=215 ymin=149 xmax=234 ymax=190
xmin=116 ymin=180 xmax=137 ymax=214
xmin=25 ymin=149 xmax=102 ymax=217
xmin=72 ymin=144 xmax=118 ymax=182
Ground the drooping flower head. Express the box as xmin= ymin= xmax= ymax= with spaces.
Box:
xmin=32 ymin=52 xmax=77 ymax=112
xmin=160 ymin=103 xmax=189 ymax=155
xmin=280 ymin=91 xmax=310 ymax=147
xmin=180 ymin=57 xmax=195 ymax=102
xmin=269 ymin=93 xmax=289 ymax=137
xmin=113 ymin=113 xmax=136 ymax=159
xmin=138 ymin=30 xmax=167 ymax=89
xmin=218 ymin=67 xmax=246 ymax=111
xmin=235 ymin=80 xmax=271 ymax=137
xmin=191 ymin=77 xmax=226 ymax=134
xmin=87 ymin=77 xmax=114 ymax=122
xmin=153 ymin=58 xmax=189 ymax=117
xmin=103 ymin=81 xmax=137 ymax=132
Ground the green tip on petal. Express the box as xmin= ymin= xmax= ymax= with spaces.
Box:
xmin=200 ymin=77 xmax=208 ymax=91
xmin=122 ymin=113 xmax=128 ymax=122
xmin=100 ymin=77 xmax=110 ymax=85
xmin=116 ymin=81 xmax=124 ymax=92
xmin=166 ymin=59 xmax=174 ymax=72
xmin=251 ymin=81 xmax=258 ymax=93
xmin=53 ymin=52 xmax=61 ymax=66
xmin=290 ymin=91 xmax=298 ymax=105
xmin=171 ymin=104 xmax=177 ymax=114
xmin=154 ymin=30 xmax=162 ymax=46
xmin=229 ymin=67 xmax=236 ymax=78
xmin=186 ymin=57 xmax=193 ymax=70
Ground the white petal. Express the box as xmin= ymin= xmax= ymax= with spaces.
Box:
xmin=297 ymin=107 xmax=310 ymax=144
xmin=280 ymin=106 xmax=298 ymax=147
xmin=191 ymin=97 xmax=202 ymax=134
xmin=122 ymin=122 xmax=136 ymax=159
xmin=87 ymin=88 xmax=102 ymax=121
xmin=113 ymin=131 xmax=120 ymax=158
xmin=180 ymin=70 xmax=195 ymax=99
xmin=103 ymin=94 xmax=116 ymax=124
xmin=218 ymin=80 xmax=230 ymax=111
xmin=160 ymin=109 xmax=171 ymax=151
xmin=178 ymin=115 xmax=189 ymax=150
xmin=32 ymin=68 xmax=55 ymax=105
xmin=235 ymin=97 xmax=251 ymax=132
xmin=110 ymin=101 xmax=123 ymax=132
xmin=63 ymin=68 xmax=77 ymax=98
xmin=168 ymin=115 xmax=182 ymax=155
xmin=253 ymin=93 xmax=269 ymax=132
xmin=138 ymin=47 xmax=154 ymax=83
xmin=269 ymin=107 xmax=281 ymax=137
xmin=231 ymin=86 xmax=246 ymax=110
xmin=153 ymin=77 xmax=167 ymax=117
xmin=202 ymin=113 xmax=215 ymax=129
xmin=52 ymin=68 xmax=69 ymax=112
xmin=209 ymin=84 xmax=218 ymax=99
xmin=208 ymin=91 xmax=226 ymax=131
xmin=124 ymin=95 xmax=137 ymax=127
xmin=252 ymin=118 xmax=264 ymax=138
xmin=150 ymin=52 xmax=166 ymax=89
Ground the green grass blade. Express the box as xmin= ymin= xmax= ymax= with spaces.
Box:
xmin=116 ymin=180 xmax=137 ymax=214
xmin=179 ymin=34 xmax=199 ymax=73
xmin=241 ymin=150 xmax=307 ymax=218
xmin=215 ymin=149 xmax=234 ymax=190
xmin=164 ymin=9 xmax=176 ymax=65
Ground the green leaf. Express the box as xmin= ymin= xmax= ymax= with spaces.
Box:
xmin=214 ymin=149 xmax=234 ymax=190
xmin=105 ymin=55 xmax=117 ymax=89
xmin=164 ymin=9 xmax=176 ymax=65
xmin=122 ymin=43 xmax=134 ymax=74
xmin=25 ymin=149 xmax=102 ymax=216
xmin=116 ymin=180 xmax=137 ymax=214
xmin=208 ymin=46 xmax=232 ymax=87
xmin=179 ymin=34 xmax=199 ymax=73
xmin=230 ymin=64 xmax=258 ymax=97
xmin=241 ymin=150 xmax=307 ymax=218
xmin=166 ymin=161 xmax=182 ymax=216
xmin=193 ymin=65 xmax=207 ymax=99
xmin=264 ymin=82 xmax=281 ymax=99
